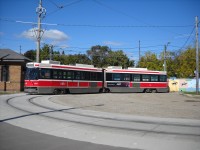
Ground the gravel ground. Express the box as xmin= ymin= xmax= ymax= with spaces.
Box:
xmin=50 ymin=92 xmax=200 ymax=120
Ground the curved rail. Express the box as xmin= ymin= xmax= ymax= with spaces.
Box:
xmin=1 ymin=94 xmax=200 ymax=137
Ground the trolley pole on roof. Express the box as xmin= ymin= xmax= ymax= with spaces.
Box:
xmin=36 ymin=0 xmax=46 ymax=63
xmin=195 ymin=16 xmax=199 ymax=94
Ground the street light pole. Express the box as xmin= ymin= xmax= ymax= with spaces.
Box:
xmin=195 ymin=16 xmax=199 ymax=94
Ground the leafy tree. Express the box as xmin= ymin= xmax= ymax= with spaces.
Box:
xmin=87 ymin=45 xmax=134 ymax=68
xmin=139 ymin=51 xmax=162 ymax=71
xmin=64 ymin=54 xmax=91 ymax=65
xmin=107 ymin=50 xmax=134 ymax=68
xmin=40 ymin=44 xmax=51 ymax=60
xmin=87 ymin=45 xmax=111 ymax=67
xmin=23 ymin=50 xmax=36 ymax=61
xmin=175 ymin=47 xmax=197 ymax=78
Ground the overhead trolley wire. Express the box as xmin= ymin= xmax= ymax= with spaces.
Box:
xmin=176 ymin=26 xmax=195 ymax=51
xmin=46 ymin=0 xmax=83 ymax=17
xmin=0 ymin=18 xmax=193 ymax=28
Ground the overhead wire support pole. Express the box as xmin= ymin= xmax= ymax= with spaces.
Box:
xmin=164 ymin=42 xmax=170 ymax=72
xmin=164 ymin=45 xmax=166 ymax=72
xmin=139 ymin=40 xmax=141 ymax=67
xmin=195 ymin=16 xmax=199 ymax=94
xmin=36 ymin=0 xmax=46 ymax=63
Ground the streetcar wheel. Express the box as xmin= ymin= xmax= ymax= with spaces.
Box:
xmin=152 ymin=89 xmax=157 ymax=93
xmin=53 ymin=89 xmax=60 ymax=95
xmin=105 ymin=88 xmax=110 ymax=93
xmin=99 ymin=88 xmax=103 ymax=93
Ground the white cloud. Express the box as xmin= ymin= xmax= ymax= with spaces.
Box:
xmin=20 ymin=28 xmax=69 ymax=42
xmin=43 ymin=29 xmax=68 ymax=41
xmin=103 ymin=41 xmax=123 ymax=46
xmin=20 ymin=28 xmax=36 ymax=40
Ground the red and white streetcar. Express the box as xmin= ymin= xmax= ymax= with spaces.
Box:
xmin=24 ymin=60 xmax=103 ymax=94
xmin=24 ymin=60 xmax=169 ymax=94
xmin=104 ymin=66 xmax=169 ymax=93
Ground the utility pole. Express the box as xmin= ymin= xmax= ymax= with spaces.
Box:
xmin=36 ymin=0 xmax=46 ymax=63
xmin=164 ymin=45 xmax=166 ymax=71
xmin=19 ymin=45 xmax=21 ymax=54
xmin=195 ymin=16 xmax=199 ymax=94
xmin=164 ymin=42 xmax=170 ymax=72
xmin=139 ymin=40 xmax=141 ymax=61
xmin=50 ymin=45 xmax=53 ymax=61
xmin=138 ymin=40 xmax=141 ymax=67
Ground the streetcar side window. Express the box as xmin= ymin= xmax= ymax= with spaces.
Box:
xmin=67 ymin=71 xmax=73 ymax=80
xmin=63 ymin=70 xmax=74 ymax=80
xmin=52 ymin=70 xmax=58 ymax=79
xmin=142 ymin=74 xmax=150 ymax=82
xmin=58 ymin=70 xmax=62 ymax=79
xmin=159 ymin=75 xmax=167 ymax=82
xmin=80 ymin=71 xmax=85 ymax=80
xmin=91 ymin=72 xmax=97 ymax=81
xmin=151 ymin=75 xmax=158 ymax=82
xmin=122 ymin=74 xmax=130 ymax=81
xmin=106 ymin=73 xmax=112 ymax=81
xmin=52 ymin=70 xmax=63 ymax=79
xmin=82 ymin=71 xmax=91 ymax=80
xmin=39 ymin=69 xmax=51 ymax=79
xmin=132 ymin=74 xmax=141 ymax=82
xmin=97 ymin=72 xmax=102 ymax=81
xmin=63 ymin=71 xmax=67 ymax=79
xmin=74 ymin=71 xmax=81 ymax=80
xmin=85 ymin=72 xmax=91 ymax=80
xmin=113 ymin=73 xmax=121 ymax=81
xmin=25 ymin=68 xmax=38 ymax=80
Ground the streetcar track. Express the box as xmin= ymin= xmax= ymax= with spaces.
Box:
xmin=30 ymin=96 xmax=200 ymax=128
xmin=1 ymin=95 xmax=200 ymax=137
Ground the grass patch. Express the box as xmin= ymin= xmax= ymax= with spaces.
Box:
xmin=183 ymin=91 xmax=200 ymax=95
xmin=0 ymin=91 xmax=21 ymax=95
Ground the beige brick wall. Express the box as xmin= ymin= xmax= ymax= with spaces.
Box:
xmin=0 ymin=65 xmax=22 ymax=92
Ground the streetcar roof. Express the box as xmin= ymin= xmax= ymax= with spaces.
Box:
xmin=26 ymin=61 xmax=101 ymax=71
xmin=105 ymin=68 xmax=166 ymax=75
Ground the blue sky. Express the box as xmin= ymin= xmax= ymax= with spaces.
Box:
xmin=0 ymin=0 xmax=199 ymax=61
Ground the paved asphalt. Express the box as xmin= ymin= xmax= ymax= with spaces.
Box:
xmin=1 ymin=93 xmax=200 ymax=150
xmin=0 ymin=122 xmax=137 ymax=150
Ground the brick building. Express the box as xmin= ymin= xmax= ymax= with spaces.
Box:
xmin=0 ymin=49 xmax=32 ymax=92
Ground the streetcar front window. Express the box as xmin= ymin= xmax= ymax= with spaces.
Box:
xmin=25 ymin=68 xmax=38 ymax=80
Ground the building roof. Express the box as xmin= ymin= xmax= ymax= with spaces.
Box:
xmin=0 ymin=49 xmax=32 ymax=62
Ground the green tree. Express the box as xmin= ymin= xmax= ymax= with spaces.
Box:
xmin=87 ymin=45 xmax=134 ymax=68
xmin=23 ymin=50 xmax=36 ymax=61
xmin=63 ymin=54 xmax=91 ymax=65
xmin=175 ymin=47 xmax=197 ymax=78
xmin=107 ymin=50 xmax=134 ymax=68
xmin=40 ymin=44 xmax=51 ymax=60
xmin=87 ymin=45 xmax=111 ymax=67
xmin=139 ymin=51 xmax=162 ymax=71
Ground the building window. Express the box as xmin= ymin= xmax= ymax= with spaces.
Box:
xmin=1 ymin=65 xmax=9 ymax=81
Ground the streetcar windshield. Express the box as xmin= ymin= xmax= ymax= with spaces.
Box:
xmin=25 ymin=68 xmax=38 ymax=80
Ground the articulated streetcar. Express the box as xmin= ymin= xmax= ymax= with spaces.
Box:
xmin=24 ymin=60 xmax=169 ymax=94
xmin=24 ymin=60 xmax=103 ymax=94
xmin=104 ymin=66 xmax=169 ymax=93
